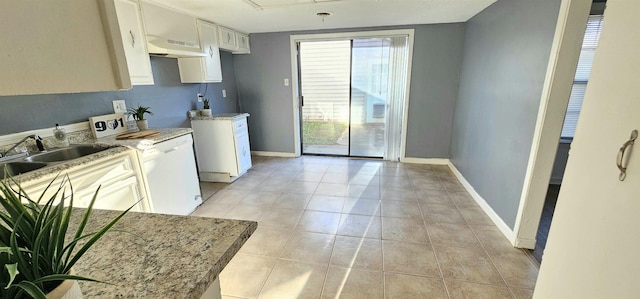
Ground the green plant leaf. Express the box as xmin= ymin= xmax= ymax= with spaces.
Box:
xmin=4 ymin=263 xmax=18 ymax=289
xmin=15 ymin=281 xmax=46 ymax=299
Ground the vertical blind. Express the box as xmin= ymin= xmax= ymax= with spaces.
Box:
xmin=561 ymin=15 xmax=604 ymax=138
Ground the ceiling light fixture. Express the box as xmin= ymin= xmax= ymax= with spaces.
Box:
xmin=316 ymin=12 xmax=332 ymax=22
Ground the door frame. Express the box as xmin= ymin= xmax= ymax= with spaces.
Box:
xmin=511 ymin=0 xmax=593 ymax=248
xmin=289 ymin=29 xmax=415 ymax=158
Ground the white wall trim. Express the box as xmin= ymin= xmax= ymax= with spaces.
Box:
xmin=0 ymin=122 xmax=90 ymax=146
xmin=400 ymin=157 xmax=450 ymax=165
xmin=251 ymin=151 xmax=297 ymax=158
xmin=289 ymin=29 xmax=415 ymax=160
xmin=448 ymin=162 xmax=516 ymax=245
xmin=513 ymin=0 xmax=591 ymax=249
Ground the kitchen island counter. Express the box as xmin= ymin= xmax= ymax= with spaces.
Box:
xmin=72 ymin=209 xmax=257 ymax=298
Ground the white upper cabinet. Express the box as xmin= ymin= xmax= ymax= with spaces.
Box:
xmin=177 ymin=20 xmax=223 ymax=83
xmin=217 ymin=26 xmax=250 ymax=54
xmin=114 ymin=0 xmax=154 ymax=85
xmin=235 ymin=32 xmax=251 ymax=54
xmin=139 ymin=1 xmax=203 ymax=57
xmin=218 ymin=26 xmax=238 ymax=51
xmin=0 ymin=0 xmax=135 ymax=96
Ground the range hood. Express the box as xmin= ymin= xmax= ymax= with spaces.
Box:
xmin=146 ymin=36 xmax=206 ymax=58
xmin=141 ymin=2 xmax=205 ymax=58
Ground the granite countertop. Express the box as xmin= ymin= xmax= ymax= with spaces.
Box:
xmin=190 ymin=113 xmax=250 ymax=121
xmin=4 ymin=128 xmax=193 ymax=184
xmin=69 ymin=209 xmax=257 ymax=298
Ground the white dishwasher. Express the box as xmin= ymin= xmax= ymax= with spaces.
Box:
xmin=190 ymin=113 xmax=252 ymax=183
xmin=143 ymin=134 xmax=202 ymax=215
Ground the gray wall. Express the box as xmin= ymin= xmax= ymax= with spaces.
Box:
xmin=0 ymin=52 xmax=239 ymax=135
xmin=449 ymin=0 xmax=562 ymax=228
xmin=233 ymin=24 xmax=466 ymax=155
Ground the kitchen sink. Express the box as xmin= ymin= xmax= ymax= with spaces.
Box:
xmin=0 ymin=162 xmax=48 ymax=180
xmin=24 ymin=145 xmax=110 ymax=163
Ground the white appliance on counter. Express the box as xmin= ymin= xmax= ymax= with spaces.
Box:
xmin=190 ymin=113 xmax=252 ymax=183
xmin=142 ymin=133 xmax=202 ymax=215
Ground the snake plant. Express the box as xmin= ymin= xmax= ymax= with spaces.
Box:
xmin=0 ymin=173 xmax=131 ymax=298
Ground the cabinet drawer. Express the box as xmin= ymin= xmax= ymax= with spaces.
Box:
xmin=233 ymin=119 xmax=248 ymax=135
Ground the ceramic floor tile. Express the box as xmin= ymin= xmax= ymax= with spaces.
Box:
xmin=191 ymin=202 xmax=235 ymax=218
xmin=315 ymin=183 xmax=349 ymax=197
xmin=377 ymin=167 xmax=408 ymax=178
xmin=510 ymin=288 xmax=534 ymax=299
xmin=382 ymin=240 xmax=440 ymax=277
xmin=445 ymin=279 xmax=512 ymax=299
xmin=380 ymin=201 xmax=423 ymax=220
xmin=346 ymin=184 xmax=381 ymax=199
xmin=320 ymin=267 xmax=383 ymax=299
xmin=271 ymin=193 xmax=312 ymax=210
xmin=210 ymin=190 xmax=251 ymax=205
xmin=325 ymin=165 xmax=351 ymax=174
xmin=329 ymin=236 xmax=382 ymax=270
xmin=471 ymin=225 xmax=515 ymax=252
xmin=381 ymin=217 xmax=430 ymax=243
xmin=336 ymin=214 xmax=381 ymax=239
xmin=321 ymin=173 xmax=351 ymax=184
xmin=427 ymin=222 xmax=482 ymax=248
xmin=225 ymin=178 xmax=264 ymax=191
xmin=409 ymin=177 xmax=445 ymax=190
xmin=282 ymin=181 xmax=319 ymax=194
xmin=414 ymin=188 xmax=455 ymax=205
xmin=380 ymin=187 xmax=417 ymax=202
xmin=442 ymin=180 xmax=465 ymax=191
xmin=458 ymin=206 xmax=495 ymax=225
xmin=224 ymin=204 xmax=265 ymax=221
xmin=238 ymin=191 xmax=280 ymax=207
xmin=256 ymin=179 xmax=292 ymax=192
xmin=280 ymin=231 xmax=336 ymax=264
xmin=200 ymin=182 xmax=223 ymax=199
xmin=447 ymin=191 xmax=478 ymax=207
xmin=434 ymin=245 xmax=504 ymax=285
xmin=384 ymin=273 xmax=448 ymax=299
xmin=306 ymin=195 xmax=346 ymax=213
xmin=348 ymin=174 xmax=379 ymax=186
xmin=488 ymin=250 xmax=539 ymax=289
xmin=420 ymin=203 xmax=467 ymax=224
xmin=293 ymin=171 xmax=325 ymax=182
xmin=239 ymin=227 xmax=292 ymax=257
xmin=379 ymin=176 xmax=412 ymax=188
xmin=219 ymin=254 xmax=276 ymax=299
xmin=342 ymin=198 xmax=381 ymax=216
xmin=257 ymin=208 xmax=303 ymax=229
xmin=258 ymin=260 xmax=328 ymax=299
xmin=295 ymin=210 xmax=341 ymax=234
xmin=302 ymin=164 xmax=330 ymax=173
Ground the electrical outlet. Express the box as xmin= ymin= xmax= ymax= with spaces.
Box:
xmin=112 ymin=100 xmax=126 ymax=113
xmin=197 ymin=93 xmax=203 ymax=102
xmin=284 ymin=78 xmax=290 ymax=86
xmin=222 ymin=90 xmax=227 ymax=98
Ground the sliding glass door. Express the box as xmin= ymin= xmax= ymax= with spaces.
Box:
xmin=298 ymin=36 xmax=407 ymax=158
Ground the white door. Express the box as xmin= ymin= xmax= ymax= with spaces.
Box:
xmin=534 ymin=1 xmax=640 ymax=298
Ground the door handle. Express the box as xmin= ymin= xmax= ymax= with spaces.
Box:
xmin=616 ymin=129 xmax=638 ymax=181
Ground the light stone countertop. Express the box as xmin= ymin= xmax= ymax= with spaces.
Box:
xmin=190 ymin=113 xmax=249 ymax=121
xmin=69 ymin=209 xmax=257 ymax=298
xmin=4 ymin=128 xmax=193 ymax=184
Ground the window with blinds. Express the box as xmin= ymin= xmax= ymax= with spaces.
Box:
xmin=561 ymin=15 xmax=604 ymax=138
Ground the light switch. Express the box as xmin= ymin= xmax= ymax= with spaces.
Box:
xmin=222 ymin=90 xmax=227 ymax=98
xmin=284 ymin=78 xmax=290 ymax=86
xmin=112 ymin=100 xmax=126 ymax=113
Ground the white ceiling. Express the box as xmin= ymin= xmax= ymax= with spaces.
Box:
xmin=147 ymin=0 xmax=497 ymax=34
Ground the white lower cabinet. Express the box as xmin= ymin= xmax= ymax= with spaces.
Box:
xmin=20 ymin=150 xmax=149 ymax=212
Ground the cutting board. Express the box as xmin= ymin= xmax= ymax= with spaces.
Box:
xmin=116 ymin=130 xmax=160 ymax=140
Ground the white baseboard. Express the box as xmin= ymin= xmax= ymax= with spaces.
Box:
xmin=0 ymin=122 xmax=90 ymax=146
xmin=447 ymin=162 xmax=517 ymax=245
xmin=400 ymin=157 xmax=450 ymax=165
xmin=514 ymin=237 xmax=537 ymax=249
xmin=251 ymin=151 xmax=297 ymax=158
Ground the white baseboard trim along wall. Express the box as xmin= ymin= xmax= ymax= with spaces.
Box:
xmin=447 ymin=162 xmax=517 ymax=246
xmin=250 ymin=151 xmax=297 ymax=158
xmin=400 ymin=157 xmax=450 ymax=165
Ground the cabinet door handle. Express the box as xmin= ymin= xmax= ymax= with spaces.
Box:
xmin=209 ymin=46 xmax=214 ymax=58
xmin=617 ymin=129 xmax=638 ymax=181
xmin=129 ymin=30 xmax=135 ymax=48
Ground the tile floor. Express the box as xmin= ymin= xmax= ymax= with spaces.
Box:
xmin=192 ymin=156 xmax=538 ymax=299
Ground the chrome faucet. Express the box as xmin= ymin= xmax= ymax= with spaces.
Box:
xmin=0 ymin=135 xmax=45 ymax=158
